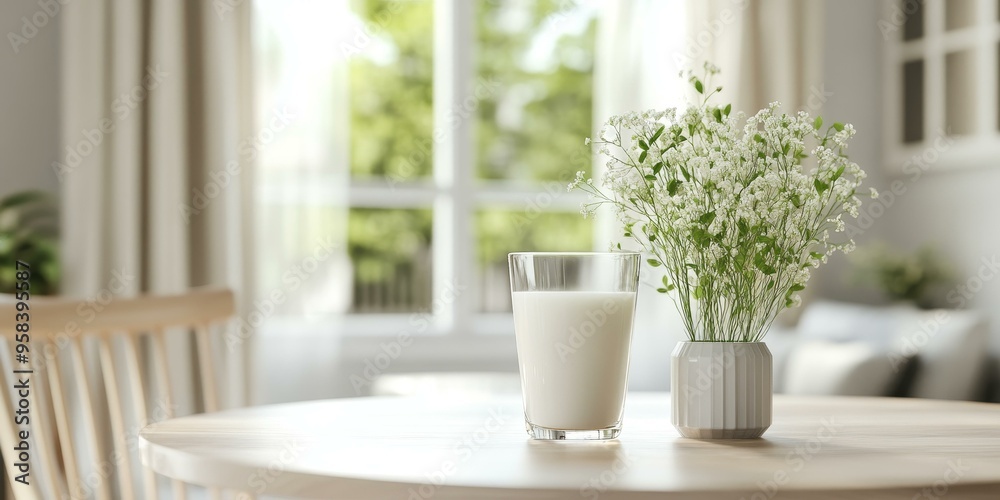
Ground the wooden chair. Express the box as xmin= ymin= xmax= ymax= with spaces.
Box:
xmin=0 ymin=287 xmax=244 ymax=500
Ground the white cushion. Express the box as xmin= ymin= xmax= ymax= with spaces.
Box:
xmin=783 ymin=340 xmax=909 ymax=396
xmin=796 ymin=301 xmax=916 ymax=347
xmin=892 ymin=309 xmax=989 ymax=400
xmin=793 ymin=301 xmax=989 ymax=400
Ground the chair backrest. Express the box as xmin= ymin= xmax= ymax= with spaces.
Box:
xmin=0 ymin=287 xmax=237 ymax=500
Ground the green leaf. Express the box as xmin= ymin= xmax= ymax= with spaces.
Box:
xmin=656 ymin=287 xmax=669 ymax=294
xmin=616 ymin=242 xmax=622 ymax=250
xmin=694 ymin=79 xmax=704 ymax=94
xmin=666 ymin=178 xmax=680 ymax=196
xmin=789 ymin=284 xmax=806 ymax=292
xmin=638 ymin=151 xmax=647 ymax=163
xmin=790 ymin=193 xmax=803 ymax=208
xmin=833 ymin=122 xmax=845 ymax=132
xmin=652 ymin=162 xmax=664 ymax=175
xmin=650 ymin=125 xmax=664 ymax=144
xmin=639 ymin=139 xmax=649 ymax=150
xmin=679 ymin=165 xmax=691 ymax=181
xmin=753 ymin=257 xmax=777 ymax=276
xmin=831 ymin=165 xmax=845 ymax=181
xmin=662 ymin=275 xmax=670 ymax=288
xmin=814 ymin=178 xmax=829 ymax=194
xmin=699 ymin=211 xmax=716 ymax=226
xmin=782 ymin=143 xmax=790 ymax=155
xmin=693 ymin=286 xmax=704 ymax=299
xmin=810 ymin=251 xmax=823 ymax=260
xmin=724 ymin=104 xmax=732 ymax=116
xmin=813 ymin=116 xmax=823 ymax=130
xmin=648 ymin=233 xmax=657 ymax=242
xmin=646 ymin=258 xmax=661 ymax=267
xmin=713 ymin=108 xmax=722 ymax=122
xmin=734 ymin=252 xmax=746 ymax=267
xmin=691 ymin=227 xmax=711 ymax=248
xmin=644 ymin=174 xmax=656 ymax=181
xmin=753 ymin=133 xmax=765 ymax=143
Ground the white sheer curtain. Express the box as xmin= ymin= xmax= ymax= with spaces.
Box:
xmin=593 ymin=0 xmax=689 ymax=391
xmin=250 ymin=0 xmax=353 ymax=404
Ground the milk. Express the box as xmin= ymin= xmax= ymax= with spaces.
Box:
xmin=511 ymin=291 xmax=637 ymax=430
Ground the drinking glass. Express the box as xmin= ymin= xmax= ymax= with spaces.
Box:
xmin=508 ymin=252 xmax=640 ymax=440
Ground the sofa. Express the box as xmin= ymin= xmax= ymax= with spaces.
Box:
xmin=767 ymin=301 xmax=991 ymax=400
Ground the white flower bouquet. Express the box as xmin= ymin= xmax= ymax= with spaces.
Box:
xmin=571 ymin=65 xmax=876 ymax=342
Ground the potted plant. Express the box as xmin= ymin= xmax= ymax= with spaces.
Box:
xmin=0 ymin=191 xmax=59 ymax=296
xmin=851 ymin=243 xmax=950 ymax=309
xmin=571 ymin=64 xmax=874 ymax=438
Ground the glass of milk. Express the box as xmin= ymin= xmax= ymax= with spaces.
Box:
xmin=508 ymin=252 xmax=640 ymax=440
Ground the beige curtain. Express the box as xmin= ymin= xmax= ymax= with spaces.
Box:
xmin=59 ymin=0 xmax=253 ymax=419
xmin=686 ymin=0 xmax=824 ymax=115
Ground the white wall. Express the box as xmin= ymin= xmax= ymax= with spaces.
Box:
xmin=880 ymin=161 xmax=1000 ymax=401
xmin=0 ymin=1 xmax=61 ymax=199
xmin=817 ymin=0 xmax=1000 ymax=401
xmin=0 ymin=15 xmax=62 ymax=483
xmin=813 ymin=1 xmax=889 ymax=299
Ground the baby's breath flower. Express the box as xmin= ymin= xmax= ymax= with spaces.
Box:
xmin=570 ymin=65 xmax=871 ymax=342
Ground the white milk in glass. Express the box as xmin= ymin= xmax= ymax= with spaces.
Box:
xmin=511 ymin=290 xmax=637 ymax=430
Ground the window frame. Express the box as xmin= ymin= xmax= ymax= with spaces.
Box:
xmin=338 ymin=0 xmax=594 ymax=341
xmin=882 ymin=0 xmax=1000 ymax=174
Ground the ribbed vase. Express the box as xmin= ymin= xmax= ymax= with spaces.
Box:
xmin=670 ymin=341 xmax=772 ymax=439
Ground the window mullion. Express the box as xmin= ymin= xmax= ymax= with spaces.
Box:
xmin=433 ymin=0 xmax=477 ymax=336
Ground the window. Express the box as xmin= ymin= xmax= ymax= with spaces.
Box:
xmin=883 ymin=0 xmax=1000 ymax=172
xmin=253 ymin=0 xmax=598 ymax=336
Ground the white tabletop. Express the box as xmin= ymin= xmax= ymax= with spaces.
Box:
xmin=139 ymin=394 xmax=1000 ymax=499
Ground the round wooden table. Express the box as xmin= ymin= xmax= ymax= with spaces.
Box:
xmin=139 ymin=394 xmax=1000 ymax=499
